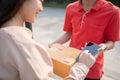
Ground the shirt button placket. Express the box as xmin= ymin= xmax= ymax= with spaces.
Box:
xmin=80 ymin=11 xmax=89 ymax=28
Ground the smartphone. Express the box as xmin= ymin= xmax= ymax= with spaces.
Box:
xmin=76 ymin=42 xmax=100 ymax=62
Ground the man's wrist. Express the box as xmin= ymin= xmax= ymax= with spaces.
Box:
xmin=104 ymin=44 xmax=107 ymax=51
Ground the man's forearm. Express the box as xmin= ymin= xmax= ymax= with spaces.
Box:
xmin=52 ymin=32 xmax=71 ymax=44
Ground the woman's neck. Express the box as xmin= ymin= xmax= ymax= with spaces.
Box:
xmin=2 ymin=13 xmax=24 ymax=28
xmin=82 ymin=0 xmax=97 ymax=11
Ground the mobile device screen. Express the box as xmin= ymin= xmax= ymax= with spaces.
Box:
xmin=76 ymin=42 xmax=100 ymax=62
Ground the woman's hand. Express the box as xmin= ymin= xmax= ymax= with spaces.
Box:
xmin=79 ymin=50 xmax=95 ymax=68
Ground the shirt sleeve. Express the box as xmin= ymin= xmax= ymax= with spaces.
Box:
xmin=63 ymin=5 xmax=73 ymax=32
xmin=0 ymin=33 xmax=54 ymax=80
xmin=64 ymin=63 xmax=89 ymax=80
xmin=15 ymin=42 xmax=54 ymax=80
xmin=105 ymin=9 xmax=120 ymax=41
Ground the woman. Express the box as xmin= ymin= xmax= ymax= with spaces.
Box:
xmin=0 ymin=0 xmax=96 ymax=80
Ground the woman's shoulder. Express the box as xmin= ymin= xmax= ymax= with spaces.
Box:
xmin=0 ymin=26 xmax=32 ymax=41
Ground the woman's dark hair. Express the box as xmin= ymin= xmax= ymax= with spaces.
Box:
xmin=0 ymin=0 xmax=26 ymax=27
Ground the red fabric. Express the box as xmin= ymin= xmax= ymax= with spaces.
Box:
xmin=63 ymin=0 xmax=120 ymax=78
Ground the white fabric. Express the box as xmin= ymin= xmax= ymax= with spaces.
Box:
xmin=64 ymin=63 xmax=89 ymax=80
xmin=0 ymin=27 xmax=53 ymax=80
xmin=0 ymin=26 xmax=89 ymax=80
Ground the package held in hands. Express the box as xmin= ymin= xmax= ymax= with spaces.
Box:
xmin=47 ymin=43 xmax=81 ymax=78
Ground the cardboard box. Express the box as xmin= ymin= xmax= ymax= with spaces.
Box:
xmin=47 ymin=43 xmax=81 ymax=78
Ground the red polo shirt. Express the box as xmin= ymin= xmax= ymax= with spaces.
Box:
xmin=63 ymin=0 xmax=120 ymax=79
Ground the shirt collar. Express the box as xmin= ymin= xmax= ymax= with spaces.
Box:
xmin=77 ymin=0 xmax=105 ymax=11
xmin=92 ymin=0 xmax=105 ymax=11
xmin=77 ymin=0 xmax=83 ymax=11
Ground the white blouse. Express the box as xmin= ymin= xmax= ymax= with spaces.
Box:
xmin=0 ymin=26 xmax=88 ymax=80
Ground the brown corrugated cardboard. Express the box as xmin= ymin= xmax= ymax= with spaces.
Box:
xmin=47 ymin=43 xmax=81 ymax=78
